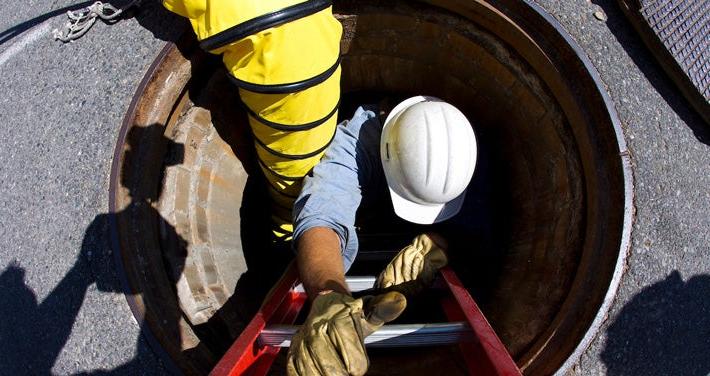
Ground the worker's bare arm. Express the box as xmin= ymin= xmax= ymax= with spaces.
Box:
xmin=296 ymin=226 xmax=350 ymax=299
xmin=288 ymin=233 xmax=407 ymax=376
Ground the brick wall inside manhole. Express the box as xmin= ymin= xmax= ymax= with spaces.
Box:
xmin=110 ymin=1 xmax=632 ymax=375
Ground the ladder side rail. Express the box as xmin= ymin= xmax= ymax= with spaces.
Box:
xmin=439 ymin=266 xmax=522 ymax=376
xmin=210 ymin=262 xmax=303 ymax=376
xmin=247 ymin=290 xmax=307 ymax=375
xmin=441 ymin=298 xmax=500 ymax=374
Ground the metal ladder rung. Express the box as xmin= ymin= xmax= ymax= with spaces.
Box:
xmin=259 ymin=322 xmax=473 ymax=348
xmin=294 ymin=276 xmax=377 ymax=293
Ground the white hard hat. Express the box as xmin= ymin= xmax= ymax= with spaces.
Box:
xmin=381 ymin=96 xmax=477 ymax=224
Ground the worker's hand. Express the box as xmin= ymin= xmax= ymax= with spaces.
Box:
xmin=286 ymin=291 xmax=406 ymax=376
xmin=375 ymin=233 xmax=448 ymax=296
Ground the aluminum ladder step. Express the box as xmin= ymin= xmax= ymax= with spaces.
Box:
xmin=260 ymin=322 xmax=473 ymax=348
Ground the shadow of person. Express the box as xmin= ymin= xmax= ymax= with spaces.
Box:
xmin=589 ymin=0 xmax=709 ymax=145
xmin=1 ymin=2 xmax=292 ymax=372
xmin=0 ymin=263 xmax=53 ymax=374
xmin=0 ymin=124 xmax=187 ymax=374
xmin=85 ymin=102 xmax=292 ymax=371
xmin=76 ymin=123 xmax=192 ymax=375
xmin=601 ymin=271 xmax=710 ymax=375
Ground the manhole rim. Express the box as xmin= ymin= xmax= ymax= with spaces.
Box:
xmin=517 ymin=2 xmax=633 ymax=373
xmin=108 ymin=42 xmax=184 ymax=374
xmin=108 ymin=0 xmax=635 ymax=374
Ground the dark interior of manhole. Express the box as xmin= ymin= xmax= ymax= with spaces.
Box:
xmin=112 ymin=1 xmax=627 ymax=375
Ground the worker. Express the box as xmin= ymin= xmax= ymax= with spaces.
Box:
xmin=287 ymin=96 xmax=478 ymax=375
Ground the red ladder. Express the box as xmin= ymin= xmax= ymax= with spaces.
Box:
xmin=210 ymin=263 xmax=521 ymax=375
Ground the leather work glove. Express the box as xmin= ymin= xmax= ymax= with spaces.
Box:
xmin=286 ymin=291 xmax=407 ymax=376
xmin=375 ymin=233 xmax=448 ymax=296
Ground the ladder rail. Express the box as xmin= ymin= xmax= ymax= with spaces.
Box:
xmin=211 ymin=263 xmax=522 ymax=375
xmin=210 ymin=263 xmax=304 ymax=376
xmin=440 ymin=266 xmax=522 ymax=376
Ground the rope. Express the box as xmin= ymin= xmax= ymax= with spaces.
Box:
xmin=52 ymin=0 xmax=141 ymax=42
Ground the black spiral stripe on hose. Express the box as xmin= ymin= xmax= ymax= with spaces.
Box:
xmin=241 ymin=98 xmax=340 ymax=132
xmin=256 ymin=157 xmax=306 ymax=182
xmin=228 ymin=56 xmax=341 ymax=94
xmin=253 ymin=127 xmax=337 ymax=160
xmin=199 ymin=0 xmax=333 ymax=52
xmin=265 ymin=180 xmax=300 ymax=199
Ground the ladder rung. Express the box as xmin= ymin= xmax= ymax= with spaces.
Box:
xmin=294 ymin=276 xmax=377 ymax=293
xmin=259 ymin=322 xmax=472 ymax=348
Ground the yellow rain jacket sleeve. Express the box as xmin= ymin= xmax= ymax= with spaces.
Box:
xmin=162 ymin=0 xmax=343 ymax=239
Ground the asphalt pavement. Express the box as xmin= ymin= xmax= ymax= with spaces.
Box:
xmin=0 ymin=0 xmax=707 ymax=374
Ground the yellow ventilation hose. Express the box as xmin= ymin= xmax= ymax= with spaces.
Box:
xmin=163 ymin=0 xmax=342 ymax=239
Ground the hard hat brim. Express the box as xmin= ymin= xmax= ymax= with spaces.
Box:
xmin=389 ymin=187 xmax=466 ymax=224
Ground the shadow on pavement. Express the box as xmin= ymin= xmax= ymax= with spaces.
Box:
xmin=124 ymin=0 xmax=188 ymax=43
xmin=0 ymin=2 xmax=285 ymax=373
xmin=0 ymin=125 xmax=181 ymax=374
xmin=0 ymin=122 xmax=287 ymax=374
xmin=601 ymin=271 xmax=710 ymax=375
xmin=590 ymin=0 xmax=709 ymax=145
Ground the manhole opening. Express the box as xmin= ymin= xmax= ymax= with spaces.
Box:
xmin=112 ymin=1 xmax=630 ymax=375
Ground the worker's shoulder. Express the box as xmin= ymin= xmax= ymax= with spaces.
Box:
xmin=339 ymin=105 xmax=382 ymax=140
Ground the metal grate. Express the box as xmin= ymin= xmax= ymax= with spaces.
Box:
xmin=639 ymin=0 xmax=710 ymax=102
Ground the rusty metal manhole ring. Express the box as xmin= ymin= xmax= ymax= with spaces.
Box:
xmin=110 ymin=0 xmax=633 ymax=374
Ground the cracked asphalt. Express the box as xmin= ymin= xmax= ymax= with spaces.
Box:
xmin=0 ymin=0 xmax=707 ymax=374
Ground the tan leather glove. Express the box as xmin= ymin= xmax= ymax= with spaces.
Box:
xmin=286 ymin=291 xmax=406 ymax=376
xmin=375 ymin=233 xmax=448 ymax=296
